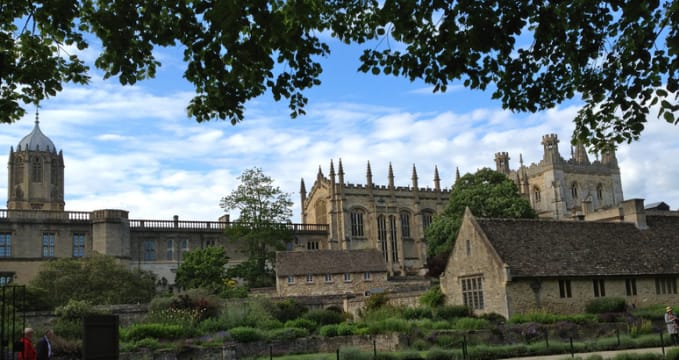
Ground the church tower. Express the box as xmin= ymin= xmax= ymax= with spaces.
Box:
xmin=7 ymin=120 xmax=64 ymax=211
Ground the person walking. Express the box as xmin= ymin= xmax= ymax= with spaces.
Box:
xmin=666 ymin=306 xmax=679 ymax=345
xmin=18 ymin=327 xmax=36 ymax=360
xmin=35 ymin=329 xmax=53 ymax=360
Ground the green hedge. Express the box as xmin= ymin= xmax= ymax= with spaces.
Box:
xmin=229 ymin=326 xmax=264 ymax=342
xmin=122 ymin=323 xmax=193 ymax=342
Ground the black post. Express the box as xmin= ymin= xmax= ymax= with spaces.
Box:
xmin=616 ymin=328 xmax=620 ymax=346
xmin=544 ymin=328 xmax=549 ymax=348
xmin=463 ymin=335 xmax=468 ymax=360
xmin=373 ymin=338 xmax=377 ymax=359
xmin=336 ymin=348 xmax=340 ymax=360
xmin=570 ymin=337 xmax=574 ymax=358
xmin=270 ymin=344 xmax=273 ymax=360
xmin=1 ymin=286 xmax=5 ymax=360
xmin=661 ymin=332 xmax=666 ymax=357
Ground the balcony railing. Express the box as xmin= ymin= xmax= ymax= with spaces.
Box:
xmin=128 ymin=220 xmax=328 ymax=233
xmin=0 ymin=209 xmax=91 ymax=222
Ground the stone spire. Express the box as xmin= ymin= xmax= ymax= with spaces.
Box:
xmin=433 ymin=165 xmax=441 ymax=192
xmin=455 ymin=166 xmax=461 ymax=184
xmin=411 ymin=164 xmax=418 ymax=189
xmin=300 ymin=178 xmax=307 ymax=204
xmin=388 ymin=163 xmax=394 ymax=190
xmin=366 ymin=161 xmax=373 ymax=188
xmin=338 ymin=158 xmax=345 ymax=185
xmin=573 ymin=142 xmax=590 ymax=165
xmin=316 ymin=165 xmax=324 ymax=181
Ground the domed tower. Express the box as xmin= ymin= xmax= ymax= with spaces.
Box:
xmin=7 ymin=120 xmax=64 ymax=211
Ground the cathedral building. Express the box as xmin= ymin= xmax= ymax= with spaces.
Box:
xmin=301 ymin=134 xmax=627 ymax=276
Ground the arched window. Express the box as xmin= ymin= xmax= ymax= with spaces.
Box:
xmin=571 ymin=182 xmax=578 ymax=199
xmin=314 ymin=200 xmax=327 ymax=224
xmin=32 ymin=157 xmax=42 ymax=183
xmin=389 ymin=215 xmax=398 ymax=262
xmin=597 ymin=184 xmax=604 ymax=200
xmin=350 ymin=209 xmax=365 ymax=237
xmin=533 ymin=186 xmax=541 ymax=203
xmin=400 ymin=211 xmax=411 ymax=239
xmin=422 ymin=211 xmax=434 ymax=232
xmin=377 ymin=215 xmax=387 ymax=261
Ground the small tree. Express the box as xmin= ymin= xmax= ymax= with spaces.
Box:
xmin=220 ymin=167 xmax=293 ymax=287
xmin=426 ymin=168 xmax=536 ymax=274
xmin=175 ymin=246 xmax=229 ymax=293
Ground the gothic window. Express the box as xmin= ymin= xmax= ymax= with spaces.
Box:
xmin=377 ymin=215 xmax=387 ymax=261
xmin=166 ymin=239 xmax=174 ymax=260
xmin=422 ymin=211 xmax=433 ymax=232
xmin=534 ymin=186 xmax=541 ymax=203
xmin=32 ymin=157 xmax=42 ymax=183
xmin=0 ymin=233 xmax=11 ymax=257
xmin=597 ymin=184 xmax=604 ymax=200
xmin=42 ymin=233 xmax=55 ymax=257
xmin=350 ymin=209 xmax=365 ymax=237
xmin=461 ymin=276 xmax=485 ymax=310
xmin=314 ymin=200 xmax=327 ymax=224
xmin=72 ymin=233 xmax=85 ymax=257
xmin=571 ymin=182 xmax=578 ymax=199
xmin=389 ymin=215 xmax=398 ymax=262
xmin=400 ymin=211 xmax=411 ymax=239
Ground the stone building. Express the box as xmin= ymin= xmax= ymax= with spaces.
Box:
xmin=275 ymin=249 xmax=389 ymax=297
xmin=0 ymin=121 xmax=327 ymax=285
xmin=495 ymin=134 xmax=624 ymax=219
xmin=300 ymin=160 xmax=450 ymax=276
xmin=441 ymin=206 xmax=679 ymax=318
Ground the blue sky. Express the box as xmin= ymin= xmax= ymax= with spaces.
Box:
xmin=1 ymin=37 xmax=678 ymax=222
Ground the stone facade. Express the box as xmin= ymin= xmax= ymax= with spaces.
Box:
xmin=441 ymin=208 xmax=679 ymax=318
xmin=495 ymin=134 xmax=624 ymax=219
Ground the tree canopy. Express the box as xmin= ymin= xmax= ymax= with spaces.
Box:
xmin=174 ymin=246 xmax=229 ymax=293
xmin=28 ymin=254 xmax=156 ymax=308
xmin=220 ymin=167 xmax=293 ymax=287
xmin=426 ymin=168 xmax=536 ymax=266
xmin=4 ymin=1 xmax=678 ymax=149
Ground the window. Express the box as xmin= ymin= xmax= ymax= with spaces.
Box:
xmin=306 ymin=274 xmax=313 ymax=283
xmin=325 ymin=273 xmax=332 ymax=282
xmin=534 ymin=187 xmax=541 ymax=203
xmin=344 ymin=273 xmax=351 ymax=282
xmin=364 ymin=272 xmax=371 ymax=281
xmin=166 ymin=239 xmax=174 ymax=261
xmin=593 ymin=279 xmax=606 ymax=297
xmin=0 ymin=233 xmax=11 ymax=257
xmin=315 ymin=200 xmax=327 ymax=224
xmin=656 ymin=278 xmax=678 ymax=294
xmin=422 ymin=211 xmax=433 ymax=231
xmin=180 ymin=239 xmax=189 ymax=260
xmin=350 ymin=209 xmax=365 ymax=237
xmin=287 ymin=275 xmax=295 ymax=284
xmin=625 ymin=279 xmax=637 ymax=296
xmin=400 ymin=211 xmax=411 ymax=239
xmin=389 ymin=215 xmax=398 ymax=262
xmin=32 ymin=157 xmax=42 ymax=183
xmin=144 ymin=240 xmax=156 ymax=261
xmin=558 ymin=280 xmax=572 ymax=298
xmin=0 ymin=273 xmax=13 ymax=286
xmin=377 ymin=215 xmax=387 ymax=261
xmin=597 ymin=184 xmax=604 ymax=200
xmin=571 ymin=182 xmax=578 ymax=199
xmin=205 ymin=239 xmax=216 ymax=247
xmin=466 ymin=239 xmax=471 ymax=257
xmin=461 ymin=276 xmax=484 ymax=310
xmin=72 ymin=233 xmax=85 ymax=257
xmin=307 ymin=241 xmax=319 ymax=250
xmin=42 ymin=233 xmax=55 ymax=257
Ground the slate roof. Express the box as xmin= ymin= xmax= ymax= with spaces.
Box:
xmin=473 ymin=215 xmax=679 ymax=278
xmin=276 ymin=249 xmax=387 ymax=276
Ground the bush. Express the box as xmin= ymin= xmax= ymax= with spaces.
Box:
xmin=303 ymin=309 xmax=344 ymax=326
xmin=402 ymin=307 xmax=433 ymax=320
xmin=123 ymin=323 xmax=193 ymax=342
xmin=420 ymin=286 xmax=445 ymax=308
xmin=319 ymin=324 xmax=338 ymax=337
xmin=229 ymin=326 xmax=264 ymax=342
xmin=453 ymin=317 xmax=491 ymax=330
xmin=339 ymin=347 xmax=371 ymax=360
xmin=55 ymin=299 xmax=99 ymax=320
xmin=266 ymin=327 xmax=308 ymax=340
xmin=337 ymin=323 xmax=356 ymax=336
xmin=585 ymin=297 xmax=627 ymax=314
xmin=433 ymin=305 xmax=469 ymax=320
xmin=363 ymin=293 xmax=390 ymax=312
xmin=284 ymin=318 xmax=317 ymax=331
xmin=271 ymin=299 xmax=308 ymax=322
xmin=197 ymin=317 xmax=229 ymax=334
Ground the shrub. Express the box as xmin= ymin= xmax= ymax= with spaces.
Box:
xmin=426 ymin=349 xmax=455 ymax=360
xmin=303 ymin=309 xmax=344 ymax=326
xmin=420 ymin=286 xmax=445 ymax=308
xmin=197 ymin=317 xmax=229 ymax=334
xmin=271 ymin=299 xmax=308 ymax=322
xmin=339 ymin=347 xmax=371 ymax=360
xmin=433 ymin=305 xmax=469 ymax=320
xmin=585 ymin=297 xmax=627 ymax=314
xmin=55 ymin=299 xmax=99 ymax=320
xmin=453 ymin=317 xmax=491 ymax=330
xmin=402 ymin=307 xmax=433 ymax=320
xmin=480 ymin=312 xmax=506 ymax=325
xmin=284 ymin=318 xmax=317 ymax=331
xmin=363 ymin=293 xmax=390 ymax=312
xmin=132 ymin=337 xmax=161 ymax=350
xmin=229 ymin=326 xmax=264 ymax=342
xmin=266 ymin=327 xmax=308 ymax=340
xmin=123 ymin=323 xmax=192 ymax=342
xmin=319 ymin=324 xmax=338 ymax=337
xmin=337 ymin=322 xmax=356 ymax=336
xmin=628 ymin=318 xmax=654 ymax=338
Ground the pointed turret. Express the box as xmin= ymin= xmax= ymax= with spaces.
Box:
xmin=316 ymin=165 xmax=324 ymax=181
xmin=455 ymin=166 xmax=461 ymax=184
xmin=338 ymin=158 xmax=345 ymax=185
xmin=388 ymin=163 xmax=394 ymax=190
xmin=433 ymin=166 xmax=441 ymax=192
xmin=300 ymin=178 xmax=307 ymax=205
xmin=573 ymin=142 xmax=590 ymax=165
xmin=411 ymin=164 xmax=419 ymax=189
xmin=366 ymin=161 xmax=373 ymax=188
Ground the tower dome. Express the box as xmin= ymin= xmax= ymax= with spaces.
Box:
xmin=17 ymin=120 xmax=57 ymax=152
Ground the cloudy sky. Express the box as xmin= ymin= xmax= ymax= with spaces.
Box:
xmin=1 ymin=37 xmax=678 ymax=222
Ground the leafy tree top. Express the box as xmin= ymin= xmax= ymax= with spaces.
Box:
xmin=175 ymin=246 xmax=229 ymax=293
xmin=4 ymin=1 xmax=679 ymax=150
xmin=220 ymin=167 xmax=293 ymax=224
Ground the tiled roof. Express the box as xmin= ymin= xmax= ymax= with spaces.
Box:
xmin=276 ymin=249 xmax=387 ymax=276
xmin=474 ymin=215 xmax=679 ymax=278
